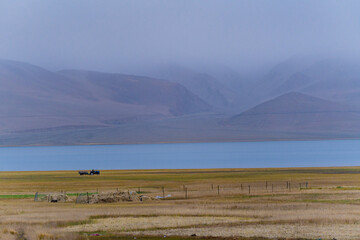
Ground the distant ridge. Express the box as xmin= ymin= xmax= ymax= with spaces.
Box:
xmin=59 ymin=69 xmax=211 ymax=116
xmin=226 ymin=92 xmax=360 ymax=131
xmin=3 ymin=58 xmax=360 ymax=146
xmin=0 ymin=59 xmax=210 ymax=133
xmin=143 ymin=65 xmax=231 ymax=109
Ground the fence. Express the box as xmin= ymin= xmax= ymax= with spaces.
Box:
xmin=75 ymin=192 xmax=90 ymax=204
xmin=33 ymin=180 xmax=310 ymax=203
xmin=34 ymin=191 xmax=68 ymax=202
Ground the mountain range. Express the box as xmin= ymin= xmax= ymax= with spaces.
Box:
xmin=225 ymin=92 xmax=360 ymax=132
xmin=1 ymin=57 xmax=360 ymax=146
xmin=0 ymin=60 xmax=210 ymax=133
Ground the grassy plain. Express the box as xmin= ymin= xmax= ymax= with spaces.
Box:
xmin=1 ymin=167 xmax=360 ymax=240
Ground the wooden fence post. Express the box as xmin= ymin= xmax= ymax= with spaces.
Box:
xmin=138 ymin=187 xmax=140 ymax=193
xmin=87 ymin=192 xmax=89 ymax=203
xmin=217 ymin=185 xmax=220 ymax=196
xmin=248 ymin=185 xmax=251 ymax=194
xmin=162 ymin=186 xmax=165 ymax=199
xmin=241 ymin=184 xmax=243 ymax=191
xmin=266 ymin=181 xmax=268 ymax=190
xmin=289 ymin=183 xmax=291 ymax=192
xmin=272 ymin=184 xmax=274 ymax=192
xmin=211 ymin=184 xmax=214 ymax=190
xmin=185 ymin=187 xmax=188 ymax=199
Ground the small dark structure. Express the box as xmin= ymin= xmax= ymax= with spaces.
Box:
xmin=90 ymin=169 xmax=100 ymax=175
xmin=78 ymin=169 xmax=100 ymax=175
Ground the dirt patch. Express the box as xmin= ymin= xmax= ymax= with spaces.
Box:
xmin=65 ymin=216 xmax=246 ymax=233
xmin=131 ymin=223 xmax=360 ymax=240
xmin=47 ymin=193 xmax=69 ymax=203
xmin=76 ymin=191 xmax=152 ymax=204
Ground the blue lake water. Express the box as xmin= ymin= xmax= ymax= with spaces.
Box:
xmin=0 ymin=140 xmax=359 ymax=171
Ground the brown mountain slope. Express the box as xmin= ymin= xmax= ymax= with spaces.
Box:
xmin=58 ymin=70 xmax=211 ymax=116
xmin=0 ymin=60 xmax=210 ymax=133
xmin=143 ymin=65 xmax=230 ymax=108
xmin=226 ymin=92 xmax=360 ymax=131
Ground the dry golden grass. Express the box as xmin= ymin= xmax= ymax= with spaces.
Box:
xmin=66 ymin=216 xmax=248 ymax=233
xmin=2 ymin=167 xmax=360 ymax=239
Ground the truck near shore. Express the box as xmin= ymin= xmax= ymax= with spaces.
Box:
xmin=78 ymin=169 xmax=100 ymax=175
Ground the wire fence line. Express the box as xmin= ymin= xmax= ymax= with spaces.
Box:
xmin=33 ymin=180 xmax=310 ymax=203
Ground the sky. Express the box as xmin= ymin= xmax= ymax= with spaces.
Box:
xmin=1 ymin=0 xmax=360 ymax=73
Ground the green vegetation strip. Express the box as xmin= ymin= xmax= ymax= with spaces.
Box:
xmin=0 ymin=194 xmax=41 ymax=199
xmin=0 ymin=192 xmax=98 ymax=199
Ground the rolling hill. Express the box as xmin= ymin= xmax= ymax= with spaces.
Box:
xmin=226 ymin=92 xmax=360 ymax=132
xmin=251 ymin=57 xmax=360 ymax=108
xmin=0 ymin=59 xmax=210 ymax=133
xmin=2 ymin=57 xmax=360 ymax=146
xmin=143 ymin=65 xmax=232 ymax=109
xmin=58 ymin=69 xmax=211 ymax=116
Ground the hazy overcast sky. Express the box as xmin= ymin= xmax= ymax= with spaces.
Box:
xmin=1 ymin=0 xmax=360 ymax=72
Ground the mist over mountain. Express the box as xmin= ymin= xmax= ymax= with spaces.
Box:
xmin=58 ymin=69 xmax=211 ymax=116
xmin=2 ymin=1 xmax=360 ymax=72
xmin=142 ymin=65 xmax=232 ymax=109
xmin=226 ymin=92 xmax=360 ymax=132
xmin=2 ymin=1 xmax=360 ymax=145
xmin=0 ymin=59 xmax=210 ymax=133
xmin=250 ymin=56 xmax=360 ymax=107
xmin=1 ymin=56 xmax=360 ymax=146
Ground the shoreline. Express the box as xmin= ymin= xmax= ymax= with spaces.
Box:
xmin=1 ymin=136 xmax=360 ymax=148
xmin=1 ymin=165 xmax=360 ymax=173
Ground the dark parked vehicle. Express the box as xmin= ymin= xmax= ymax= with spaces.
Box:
xmin=78 ymin=169 xmax=100 ymax=175
xmin=90 ymin=169 xmax=100 ymax=175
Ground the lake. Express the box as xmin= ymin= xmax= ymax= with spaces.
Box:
xmin=0 ymin=140 xmax=359 ymax=171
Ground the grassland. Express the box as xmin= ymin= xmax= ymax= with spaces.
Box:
xmin=1 ymin=167 xmax=360 ymax=240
